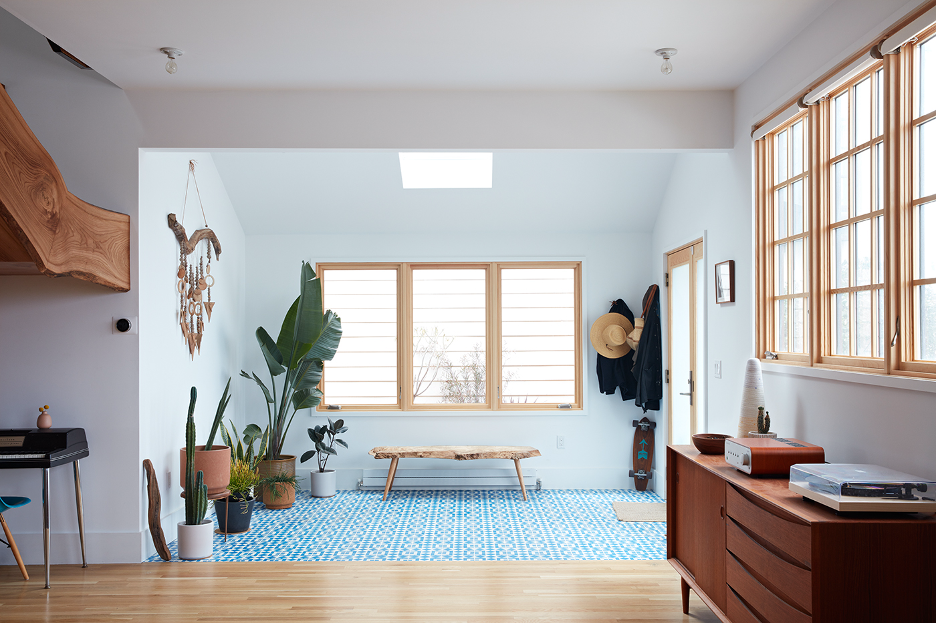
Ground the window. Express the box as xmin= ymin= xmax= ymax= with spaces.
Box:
xmin=755 ymin=19 xmax=936 ymax=379
xmin=318 ymin=262 xmax=582 ymax=410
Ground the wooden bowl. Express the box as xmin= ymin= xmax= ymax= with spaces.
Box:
xmin=692 ymin=433 xmax=731 ymax=455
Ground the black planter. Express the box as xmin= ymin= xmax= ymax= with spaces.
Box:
xmin=215 ymin=496 xmax=255 ymax=534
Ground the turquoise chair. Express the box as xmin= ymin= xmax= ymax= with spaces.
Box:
xmin=0 ymin=496 xmax=30 ymax=580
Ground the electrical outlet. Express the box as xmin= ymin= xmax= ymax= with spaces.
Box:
xmin=714 ymin=361 xmax=722 ymax=379
xmin=557 ymin=435 xmax=565 ymax=449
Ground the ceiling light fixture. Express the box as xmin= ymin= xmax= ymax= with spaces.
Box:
xmin=655 ymin=48 xmax=677 ymax=75
xmin=160 ymin=47 xmax=183 ymax=74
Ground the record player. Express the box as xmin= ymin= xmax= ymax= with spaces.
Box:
xmin=790 ymin=464 xmax=936 ymax=512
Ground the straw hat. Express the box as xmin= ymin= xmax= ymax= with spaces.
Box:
xmin=590 ymin=312 xmax=635 ymax=359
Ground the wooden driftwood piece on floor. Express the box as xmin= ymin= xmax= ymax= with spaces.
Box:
xmin=0 ymin=84 xmax=130 ymax=291
xmin=142 ymin=459 xmax=171 ymax=561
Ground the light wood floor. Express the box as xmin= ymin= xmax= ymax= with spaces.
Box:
xmin=0 ymin=560 xmax=718 ymax=623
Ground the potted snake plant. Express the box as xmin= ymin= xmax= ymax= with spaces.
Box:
xmin=177 ymin=387 xmax=214 ymax=560
xmin=215 ymin=421 xmax=267 ymax=533
xmin=241 ymin=261 xmax=341 ymax=507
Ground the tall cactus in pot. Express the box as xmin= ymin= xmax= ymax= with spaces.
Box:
xmin=184 ymin=387 xmax=208 ymax=526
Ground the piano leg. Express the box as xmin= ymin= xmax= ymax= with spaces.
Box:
xmin=73 ymin=460 xmax=87 ymax=568
xmin=42 ymin=467 xmax=50 ymax=589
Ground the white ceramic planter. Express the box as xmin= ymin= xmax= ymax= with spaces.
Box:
xmin=309 ymin=469 xmax=337 ymax=498
xmin=177 ymin=520 xmax=213 ymax=560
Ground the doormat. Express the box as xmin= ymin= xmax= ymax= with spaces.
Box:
xmin=612 ymin=501 xmax=666 ymax=522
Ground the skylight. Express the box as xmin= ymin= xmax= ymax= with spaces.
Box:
xmin=398 ymin=152 xmax=493 ymax=189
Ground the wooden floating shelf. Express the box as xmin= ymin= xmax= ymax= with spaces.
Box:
xmin=0 ymin=84 xmax=130 ymax=291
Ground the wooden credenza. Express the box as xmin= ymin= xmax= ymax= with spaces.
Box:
xmin=666 ymin=445 xmax=936 ymax=622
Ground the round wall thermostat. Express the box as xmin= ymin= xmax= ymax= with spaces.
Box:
xmin=116 ymin=318 xmax=132 ymax=333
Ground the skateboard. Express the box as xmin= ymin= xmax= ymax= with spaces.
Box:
xmin=629 ymin=417 xmax=656 ymax=491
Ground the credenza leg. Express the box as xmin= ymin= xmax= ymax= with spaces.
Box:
xmin=680 ymin=577 xmax=690 ymax=614
xmin=514 ymin=459 xmax=528 ymax=501
xmin=42 ymin=467 xmax=50 ymax=589
xmin=383 ymin=458 xmax=399 ymax=501
xmin=73 ymin=460 xmax=87 ymax=567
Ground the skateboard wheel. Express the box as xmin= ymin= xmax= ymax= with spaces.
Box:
xmin=628 ymin=470 xmax=635 ymax=477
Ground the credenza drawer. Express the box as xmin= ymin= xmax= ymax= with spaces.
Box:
xmin=727 ymin=586 xmax=763 ymax=623
xmin=726 ymin=517 xmax=812 ymax=614
xmin=726 ymin=485 xmax=811 ymax=568
xmin=727 ymin=553 xmax=811 ymax=623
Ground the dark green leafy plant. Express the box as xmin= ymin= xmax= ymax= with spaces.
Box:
xmin=300 ymin=418 xmax=348 ymax=472
xmin=241 ymin=262 xmax=342 ymax=460
xmin=204 ymin=377 xmax=232 ymax=451
xmin=259 ymin=473 xmax=302 ymax=503
xmin=184 ymin=387 xmax=208 ymax=526
xmin=220 ymin=420 xmax=269 ymax=472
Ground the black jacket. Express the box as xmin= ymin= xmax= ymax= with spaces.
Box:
xmin=632 ymin=285 xmax=662 ymax=412
xmin=596 ymin=299 xmax=637 ymax=401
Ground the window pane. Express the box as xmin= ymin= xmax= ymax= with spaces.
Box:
xmin=833 ymin=293 xmax=850 ymax=355
xmin=856 ymin=290 xmax=871 ymax=357
xmin=776 ymin=186 xmax=788 ymax=239
xmin=876 ymin=68 xmax=883 ymax=136
xmin=876 ymin=215 xmax=884 ymax=284
xmin=792 ymin=120 xmax=804 ymax=176
xmin=833 ymin=159 xmax=849 ymax=222
xmin=791 ymin=179 xmax=804 ymax=235
xmin=322 ymin=268 xmax=398 ymax=406
xmin=793 ymin=297 xmax=804 ymax=353
xmin=920 ymin=36 xmax=936 ymax=117
xmin=920 ymin=201 xmax=936 ymax=279
xmin=855 ymin=219 xmax=871 ymax=286
xmin=854 ymin=77 xmax=871 ymax=146
xmin=855 ymin=148 xmax=871 ymax=216
xmin=834 ymin=92 xmax=849 ymax=156
xmin=918 ymin=119 xmax=936 ymax=198
xmin=777 ymin=130 xmax=788 ymax=183
xmin=918 ymin=284 xmax=936 ymax=360
xmin=793 ymin=238 xmax=804 ymax=294
xmin=877 ymin=288 xmax=885 ymax=358
xmin=501 ymin=267 xmax=576 ymax=404
xmin=833 ymin=226 xmax=849 ymax=288
xmin=777 ymin=243 xmax=788 ymax=296
xmin=876 ymin=142 xmax=884 ymax=212
xmin=412 ymin=268 xmax=487 ymax=404
xmin=776 ymin=299 xmax=789 ymax=353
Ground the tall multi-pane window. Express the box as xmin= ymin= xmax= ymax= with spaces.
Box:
xmin=826 ymin=66 xmax=885 ymax=363
xmin=914 ymin=33 xmax=936 ymax=362
xmin=768 ymin=116 xmax=809 ymax=357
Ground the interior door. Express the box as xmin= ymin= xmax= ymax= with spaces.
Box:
xmin=667 ymin=239 xmax=704 ymax=444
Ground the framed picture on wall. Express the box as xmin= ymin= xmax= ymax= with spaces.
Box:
xmin=715 ymin=260 xmax=735 ymax=304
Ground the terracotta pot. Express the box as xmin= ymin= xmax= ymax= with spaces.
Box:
xmin=179 ymin=445 xmax=231 ymax=497
xmin=257 ymin=455 xmax=296 ymax=507
xmin=263 ymin=483 xmax=296 ymax=509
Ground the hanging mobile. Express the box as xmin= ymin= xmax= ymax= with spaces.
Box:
xmin=167 ymin=160 xmax=222 ymax=359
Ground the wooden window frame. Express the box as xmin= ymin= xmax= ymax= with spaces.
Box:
xmin=316 ymin=261 xmax=584 ymax=411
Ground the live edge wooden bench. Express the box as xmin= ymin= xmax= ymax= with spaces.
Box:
xmin=368 ymin=445 xmax=541 ymax=501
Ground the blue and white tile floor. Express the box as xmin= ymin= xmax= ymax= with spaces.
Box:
xmin=149 ymin=489 xmax=666 ymax=563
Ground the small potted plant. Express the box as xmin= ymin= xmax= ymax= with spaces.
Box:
xmin=215 ymin=459 xmax=260 ymax=534
xmin=300 ymin=418 xmax=348 ymax=498
xmin=748 ymin=406 xmax=777 ymax=438
xmin=178 ymin=378 xmax=232 ymax=497
xmin=259 ymin=472 xmax=302 ymax=509
xmin=177 ymin=387 xmax=214 ymax=560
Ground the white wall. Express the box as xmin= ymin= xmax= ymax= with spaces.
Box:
xmin=0 ymin=9 xmax=143 ymax=564
xmin=649 ymin=0 xmax=936 ymax=490
xmin=244 ymin=232 xmax=658 ymax=490
xmin=138 ymin=151 xmax=246 ymax=560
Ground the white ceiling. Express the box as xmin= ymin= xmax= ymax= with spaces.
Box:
xmin=0 ymin=0 xmax=832 ymax=91
xmin=211 ymin=150 xmax=677 ymax=234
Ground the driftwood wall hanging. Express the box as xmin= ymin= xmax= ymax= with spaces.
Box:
xmin=168 ymin=160 xmax=221 ymax=359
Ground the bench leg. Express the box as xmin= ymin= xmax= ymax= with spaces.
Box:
xmin=514 ymin=459 xmax=528 ymax=501
xmin=382 ymin=457 xmax=399 ymax=501
xmin=0 ymin=513 xmax=28 ymax=580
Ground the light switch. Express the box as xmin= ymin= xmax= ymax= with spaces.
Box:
xmin=714 ymin=361 xmax=722 ymax=379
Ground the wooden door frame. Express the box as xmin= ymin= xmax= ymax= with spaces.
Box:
xmin=666 ymin=238 xmax=703 ymax=445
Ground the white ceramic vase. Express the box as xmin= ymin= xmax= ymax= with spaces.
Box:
xmin=309 ymin=469 xmax=337 ymax=498
xmin=177 ymin=520 xmax=213 ymax=560
xmin=738 ymin=358 xmax=766 ymax=438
